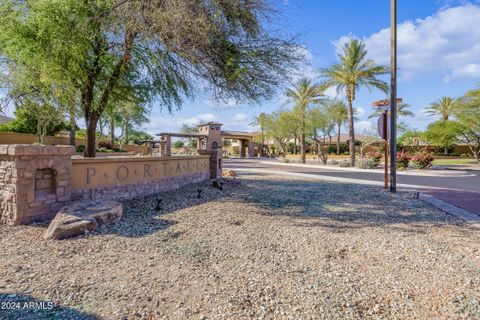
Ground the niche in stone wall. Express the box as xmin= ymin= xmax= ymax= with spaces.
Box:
xmin=34 ymin=168 xmax=57 ymax=203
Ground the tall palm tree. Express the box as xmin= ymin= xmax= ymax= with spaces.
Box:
xmin=331 ymin=100 xmax=348 ymax=155
xmin=369 ymin=102 xmax=414 ymax=119
xmin=320 ymin=39 xmax=388 ymax=165
xmin=250 ymin=112 xmax=269 ymax=156
xmin=285 ymin=78 xmax=323 ymax=163
xmin=426 ymin=97 xmax=459 ymax=121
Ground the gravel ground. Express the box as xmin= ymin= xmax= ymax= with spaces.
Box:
xmin=1 ymin=173 xmax=479 ymax=320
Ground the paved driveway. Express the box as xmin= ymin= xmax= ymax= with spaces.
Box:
xmin=225 ymin=158 xmax=480 ymax=216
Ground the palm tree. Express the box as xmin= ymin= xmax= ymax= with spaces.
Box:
xmin=250 ymin=112 xmax=269 ymax=156
xmin=285 ymin=78 xmax=324 ymax=163
xmin=320 ymin=39 xmax=388 ymax=165
xmin=369 ymin=102 xmax=414 ymax=118
xmin=426 ymin=97 xmax=459 ymax=121
xmin=331 ymin=100 xmax=348 ymax=155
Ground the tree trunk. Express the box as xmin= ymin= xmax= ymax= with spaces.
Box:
xmin=36 ymin=122 xmax=42 ymax=144
xmin=84 ymin=112 xmax=99 ymax=157
xmin=125 ymin=121 xmax=129 ymax=145
xmin=444 ymin=146 xmax=448 ymax=156
xmin=82 ymin=31 xmax=135 ymax=157
xmin=336 ymin=123 xmax=341 ymax=155
xmin=301 ymin=110 xmax=306 ymax=164
xmin=69 ymin=110 xmax=76 ymax=146
xmin=293 ymin=137 xmax=297 ymax=154
xmin=347 ymin=94 xmax=356 ymax=166
xmin=110 ymin=118 xmax=115 ymax=146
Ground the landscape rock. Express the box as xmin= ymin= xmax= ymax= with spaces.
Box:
xmin=43 ymin=200 xmax=122 ymax=240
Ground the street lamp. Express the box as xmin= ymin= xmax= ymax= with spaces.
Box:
xmin=390 ymin=0 xmax=398 ymax=193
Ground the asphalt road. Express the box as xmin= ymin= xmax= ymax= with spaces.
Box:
xmin=224 ymin=158 xmax=480 ymax=192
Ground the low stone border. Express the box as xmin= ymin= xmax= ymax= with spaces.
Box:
xmin=261 ymin=161 xmax=474 ymax=177
xmin=419 ymin=193 xmax=480 ymax=228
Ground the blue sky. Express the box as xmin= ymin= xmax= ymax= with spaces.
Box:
xmin=5 ymin=0 xmax=480 ymax=136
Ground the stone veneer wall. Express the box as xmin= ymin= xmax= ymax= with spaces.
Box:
xmin=0 ymin=145 xmax=75 ymax=225
xmin=71 ymin=172 xmax=209 ymax=201
xmin=198 ymin=149 xmax=222 ymax=180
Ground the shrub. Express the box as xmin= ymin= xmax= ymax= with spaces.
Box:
xmin=76 ymin=144 xmax=85 ymax=153
xmin=327 ymin=159 xmax=339 ymax=165
xmin=173 ymin=140 xmax=185 ymax=148
xmin=396 ymin=150 xmax=411 ymax=170
xmin=96 ymin=147 xmax=109 ymax=153
xmin=365 ymin=151 xmax=383 ymax=167
xmin=338 ymin=160 xmax=350 ymax=167
xmin=327 ymin=145 xmax=336 ymax=154
xmin=460 ymin=153 xmax=470 ymax=158
xmin=355 ymin=158 xmax=377 ymax=169
xmin=98 ymin=140 xmax=113 ymax=149
xmin=450 ymin=152 xmax=460 ymax=157
xmin=411 ymin=151 xmax=434 ymax=169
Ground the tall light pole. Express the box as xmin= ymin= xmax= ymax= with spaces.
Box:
xmin=389 ymin=0 xmax=397 ymax=193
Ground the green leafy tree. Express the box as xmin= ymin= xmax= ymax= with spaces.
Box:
xmin=0 ymin=101 xmax=66 ymax=142
xmin=285 ymin=78 xmax=323 ymax=163
xmin=180 ymin=123 xmax=199 ymax=148
xmin=0 ymin=0 xmax=299 ymax=157
xmin=307 ymin=102 xmax=336 ymax=164
xmin=264 ymin=111 xmax=293 ymax=156
xmin=426 ymin=97 xmax=460 ymax=121
xmin=129 ymin=130 xmax=153 ymax=145
xmin=398 ymin=130 xmax=424 ymax=147
xmin=455 ymin=89 xmax=480 ymax=164
xmin=250 ymin=112 xmax=269 ymax=155
xmin=173 ymin=140 xmax=185 ymax=148
xmin=320 ymin=39 xmax=388 ymax=166
xmin=424 ymin=121 xmax=463 ymax=155
xmin=330 ymin=100 xmax=348 ymax=155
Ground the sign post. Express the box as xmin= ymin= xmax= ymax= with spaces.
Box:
xmin=373 ymin=98 xmax=402 ymax=190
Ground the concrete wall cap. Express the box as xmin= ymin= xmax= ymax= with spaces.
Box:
xmin=0 ymin=144 xmax=76 ymax=156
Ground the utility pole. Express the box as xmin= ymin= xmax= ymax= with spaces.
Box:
xmin=390 ymin=0 xmax=397 ymax=193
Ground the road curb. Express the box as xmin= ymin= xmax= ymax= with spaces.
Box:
xmin=419 ymin=193 xmax=480 ymax=228
xmin=260 ymin=161 xmax=474 ymax=177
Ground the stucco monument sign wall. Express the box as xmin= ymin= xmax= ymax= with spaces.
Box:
xmin=0 ymin=144 xmax=213 ymax=225
xmin=70 ymin=155 xmax=210 ymax=201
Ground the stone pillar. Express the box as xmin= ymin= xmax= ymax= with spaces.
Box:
xmin=240 ymin=140 xmax=246 ymax=158
xmin=159 ymin=136 xmax=171 ymax=157
xmin=198 ymin=149 xmax=222 ymax=180
xmin=0 ymin=144 xmax=75 ymax=225
xmin=248 ymin=141 xmax=255 ymax=158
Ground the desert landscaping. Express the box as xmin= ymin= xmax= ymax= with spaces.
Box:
xmin=1 ymin=175 xmax=479 ymax=319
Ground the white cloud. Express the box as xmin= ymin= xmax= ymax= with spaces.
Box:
xmin=334 ymin=4 xmax=480 ymax=81
xmin=324 ymin=86 xmax=345 ymax=100
xmin=356 ymin=120 xmax=376 ymax=134
xmin=290 ymin=45 xmax=319 ymax=82
xmin=144 ymin=113 xmax=218 ymax=135
xmin=232 ymin=113 xmax=249 ymax=123
xmin=355 ymin=107 xmax=366 ymax=117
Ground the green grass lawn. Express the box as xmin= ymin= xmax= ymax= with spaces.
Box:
xmin=432 ymin=158 xmax=478 ymax=166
